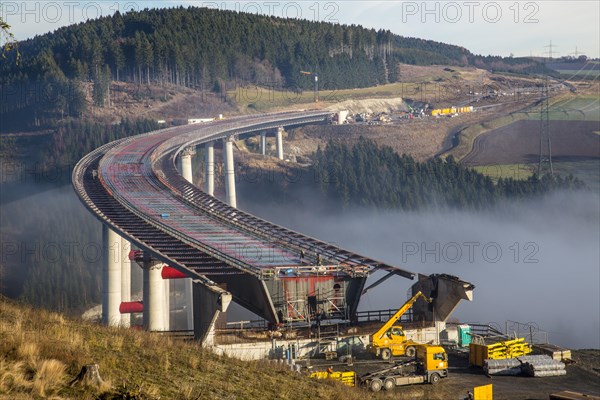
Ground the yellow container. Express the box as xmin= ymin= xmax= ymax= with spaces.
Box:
xmin=474 ymin=384 xmax=493 ymax=400
xmin=469 ymin=343 xmax=488 ymax=367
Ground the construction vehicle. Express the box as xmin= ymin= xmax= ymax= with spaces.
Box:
xmin=360 ymin=345 xmax=448 ymax=391
xmin=368 ymin=291 xmax=432 ymax=360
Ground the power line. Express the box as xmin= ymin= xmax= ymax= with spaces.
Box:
xmin=538 ymin=76 xmax=553 ymax=176
xmin=543 ymin=40 xmax=558 ymax=61
xmin=570 ymin=46 xmax=583 ymax=57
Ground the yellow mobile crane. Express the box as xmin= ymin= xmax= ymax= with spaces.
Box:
xmin=369 ymin=291 xmax=433 ymax=360
xmin=300 ymin=70 xmax=319 ymax=103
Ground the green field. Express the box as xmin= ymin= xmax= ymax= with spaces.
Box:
xmin=473 ymin=160 xmax=599 ymax=191
xmin=522 ymin=95 xmax=600 ymax=121
xmin=472 ymin=163 xmax=535 ymax=181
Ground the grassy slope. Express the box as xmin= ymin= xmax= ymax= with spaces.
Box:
xmin=229 ymin=66 xmax=486 ymax=112
xmin=0 ymin=297 xmax=360 ymax=400
xmin=229 ymin=82 xmax=409 ymax=112
xmin=525 ymin=94 xmax=600 ymax=121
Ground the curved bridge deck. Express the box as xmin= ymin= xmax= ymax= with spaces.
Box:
xmin=73 ymin=111 xmax=414 ymax=322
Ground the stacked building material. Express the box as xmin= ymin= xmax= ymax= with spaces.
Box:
xmin=484 ymin=358 xmax=521 ymax=375
xmin=470 ymin=338 xmax=532 ymax=367
xmin=534 ymin=343 xmax=572 ymax=361
xmin=487 ymin=338 xmax=532 ymax=359
xmin=483 ymin=355 xmax=567 ymax=377
xmin=520 ymin=355 xmax=566 ymax=377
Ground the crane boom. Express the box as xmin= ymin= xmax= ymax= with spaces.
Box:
xmin=374 ymin=291 xmax=432 ymax=340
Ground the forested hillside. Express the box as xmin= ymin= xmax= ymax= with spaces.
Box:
xmin=312 ymin=138 xmax=585 ymax=209
xmin=1 ymin=6 xmax=550 ymax=131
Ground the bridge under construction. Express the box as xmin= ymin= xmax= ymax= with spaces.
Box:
xmin=73 ymin=111 xmax=422 ymax=343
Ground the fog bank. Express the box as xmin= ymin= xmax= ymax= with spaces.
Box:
xmin=238 ymin=188 xmax=600 ymax=349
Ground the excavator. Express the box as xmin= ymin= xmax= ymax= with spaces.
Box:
xmin=368 ymin=291 xmax=433 ymax=360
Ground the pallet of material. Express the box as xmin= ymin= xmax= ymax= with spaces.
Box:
xmin=534 ymin=343 xmax=572 ymax=361
xmin=549 ymin=391 xmax=600 ymax=400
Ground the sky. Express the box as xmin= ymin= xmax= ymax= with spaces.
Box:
xmin=1 ymin=0 xmax=599 ymax=58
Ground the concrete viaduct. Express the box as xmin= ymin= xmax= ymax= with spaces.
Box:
xmin=72 ymin=110 xmax=415 ymax=345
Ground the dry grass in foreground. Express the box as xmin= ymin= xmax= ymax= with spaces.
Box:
xmin=0 ymin=297 xmax=364 ymax=399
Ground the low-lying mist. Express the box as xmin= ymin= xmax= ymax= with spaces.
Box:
xmin=237 ymin=185 xmax=600 ymax=349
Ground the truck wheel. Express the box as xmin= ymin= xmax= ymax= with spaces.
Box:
xmin=429 ymin=373 xmax=441 ymax=384
xmin=370 ymin=379 xmax=383 ymax=392
xmin=383 ymin=378 xmax=396 ymax=391
xmin=380 ymin=349 xmax=391 ymax=361
xmin=405 ymin=346 xmax=416 ymax=358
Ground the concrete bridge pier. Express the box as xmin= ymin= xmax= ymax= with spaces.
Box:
xmin=260 ymin=131 xmax=267 ymax=156
xmin=102 ymin=225 xmax=122 ymax=327
xmin=120 ymin=238 xmax=131 ymax=327
xmin=179 ymin=146 xmax=198 ymax=330
xmin=164 ymin=274 xmax=170 ymax=331
xmin=184 ymin=279 xmax=194 ymax=331
xmin=224 ymin=136 xmax=237 ymax=208
xmin=181 ymin=146 xmax=195 ymax=184
xmin=142 ymin=258 xmax=167 ymax=331
xmin=276 ymin=127 xmax=284 ymax=160
xmin=192 ymin=280 xmax=232 ymax=347
xmin=205 ymin=141 xmax=214 ymax=196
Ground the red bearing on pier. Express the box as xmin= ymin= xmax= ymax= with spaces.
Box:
xmin=161 ymin=266 xmax=188 ymax=279
xmin=119 ymin=301 xmax=144 ymax=314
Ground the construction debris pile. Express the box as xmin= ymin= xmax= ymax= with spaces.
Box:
xmin=484 ymin=355 xmax=567 ymax=377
